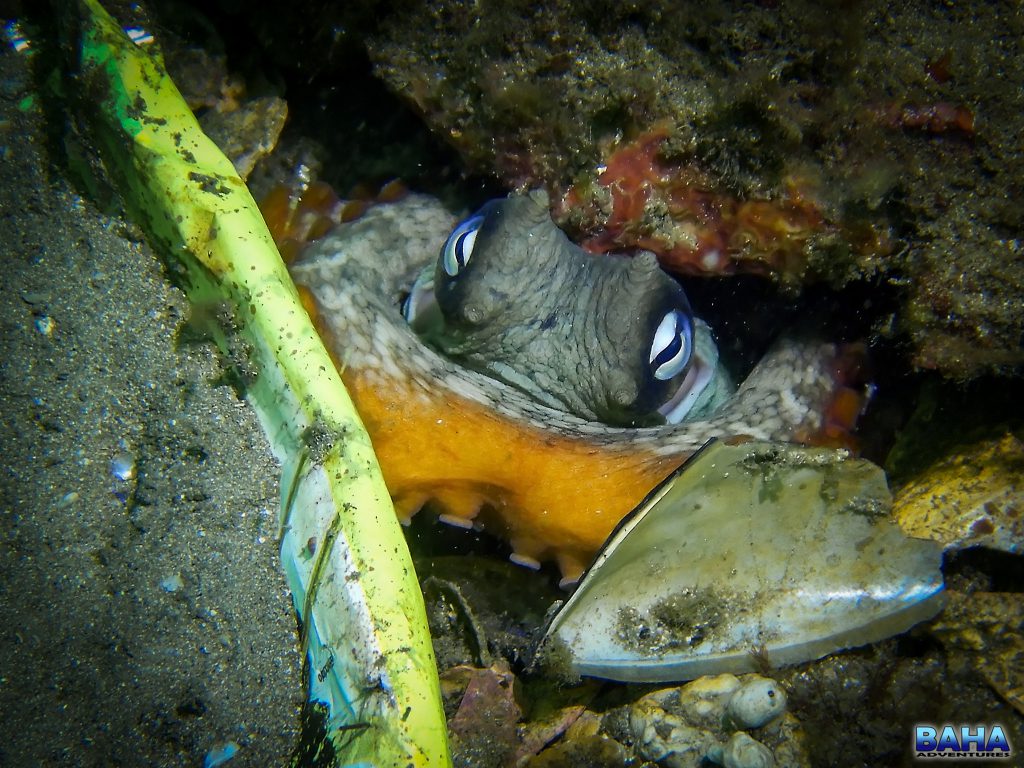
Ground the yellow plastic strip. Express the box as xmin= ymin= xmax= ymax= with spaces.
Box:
xmin=66 ymin=1 xmax=450 ymax=764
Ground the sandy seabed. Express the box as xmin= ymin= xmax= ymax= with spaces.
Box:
xmin=0 ymin=45 xmax=301 ymax=767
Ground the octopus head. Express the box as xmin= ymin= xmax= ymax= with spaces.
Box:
xmin=404 ymin=191 xmax=729 ymax=426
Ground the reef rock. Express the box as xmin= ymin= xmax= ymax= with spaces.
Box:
xmin=366 ymin=1 xmax=1024 ymax=378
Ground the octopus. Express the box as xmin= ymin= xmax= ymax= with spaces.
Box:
xmin=402 ymin=191 xmax=733 ymax=427
xmin=288 ymin=190 xmax=861 ymax=585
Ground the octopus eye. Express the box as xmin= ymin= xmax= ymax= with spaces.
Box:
xmin=649 ymin=308 xmax=693 ymax=381
xmin=441 ymin=215 xmax=484 ymax=277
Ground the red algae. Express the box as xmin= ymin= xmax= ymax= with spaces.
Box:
xmin=871 ymin=102 xmax=976 ymax=136
xmin=555 ymin=128 xmax=829 ymax=282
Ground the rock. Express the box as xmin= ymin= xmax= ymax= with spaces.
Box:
xmin=727 ymin=676 xmax=788 ymax=729
xmin=722 ymin=732 xmax=775 ymax=768
xmin=894 ymin=433 xmax=1024 ymax=555
xmin=930 ymin=591 xmax=1024 ymax=716
xmin=602 ymin=674 xmax=808 ymax=768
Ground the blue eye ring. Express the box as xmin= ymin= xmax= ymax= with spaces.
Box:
xmin=649 ymin=308 xmax=693 ymax=381
xmin=441 ymin=215 xmax=485 ymax=277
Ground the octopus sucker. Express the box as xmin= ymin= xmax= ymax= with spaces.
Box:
xmin=508 ymin=552 xmax=543 ymax=571
xmin=330 ymin=355 xmax=677 ymax=583
xmin=289 ymin=192 xmax=861 ymax=583
xmin=393 ymin=492 xmax=429 ymax=526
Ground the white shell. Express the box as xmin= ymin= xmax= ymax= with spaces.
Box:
xmin=539 ymin=440 xmax=945 ymax=682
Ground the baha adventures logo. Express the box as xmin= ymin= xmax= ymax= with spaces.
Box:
xmin=915 ymin=724 xmax=1012 ymax=759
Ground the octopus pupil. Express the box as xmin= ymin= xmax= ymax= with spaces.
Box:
xmin=455 ymin=231 xmax=471 ymax=268
xmin=654 ymin=331 xmax=682 ymax=368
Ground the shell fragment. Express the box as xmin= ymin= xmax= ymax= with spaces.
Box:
xmin=540 ymin=439 xmax=945 ymax=682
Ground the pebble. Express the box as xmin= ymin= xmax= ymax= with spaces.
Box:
xmin=160 ymin=573 xmax=184 ymax=593
xmin=56 ymin=491 xmax=80 ymax=509
xmin=726 ymin=676 xmax=787 ymax=729
xmin=203 ymin=741 xmax=239 ymax=768
xmin=722 ymin=732 xmax=774 ymax=768
xmin=34 ymin=315 xmax=54 ymax=337
xmin=110 ymin=452 xmax=136 ymax=482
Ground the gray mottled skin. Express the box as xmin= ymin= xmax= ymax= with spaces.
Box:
xmin=423 ymin=192 xmax=696 ymax=425
xmin=290 ymin=194 xmax=841 ymax=458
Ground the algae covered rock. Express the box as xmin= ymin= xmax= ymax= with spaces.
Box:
xmin=366 ymin=1 xmax=1024 ymax=378
xmin=602 ymin=673 xmax=808 ymax=768
xmin=894 ymin=433 xmax=1024 ymax=555
xmin=930 ymin=591 xmax=1024 ymax=716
